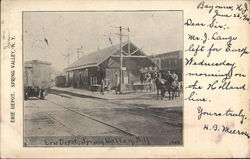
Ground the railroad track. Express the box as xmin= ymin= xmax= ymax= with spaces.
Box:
xmin=45 ymin=112 xmax=78 ymax=136
xmin=106 ymin=100 xmax=183 ymax=127
xmin=45 ymin=99 xmax=138 ymax=137
xmin=49 ymin=91 xmax=183 ymax=127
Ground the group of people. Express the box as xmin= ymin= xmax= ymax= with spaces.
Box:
xmin=139 ymin=70 xmax=181 ymax=100
xmin=140 ymin=70 xmax=179 ymax=84
xmin=100 ymin=70 xmax=181 ymax=96
xmin=140 ymin=71 xmax=159 ymax=84
xmin=163 ymin=70 xmax=179 ymax=88
xmin=156 ymin=70 xmax=182 ymax=100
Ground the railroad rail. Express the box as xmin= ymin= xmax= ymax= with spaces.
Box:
xmin=45 ymin=99 xmax=138 ymax=137
xmin=48 ymin=90 xmax=183 ymax=127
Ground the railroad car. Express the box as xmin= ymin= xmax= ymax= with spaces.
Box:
xmin=55 ymin=75 xmax=66 ymax=87
xmin=24 ymin=60 xmax=51 ymax=100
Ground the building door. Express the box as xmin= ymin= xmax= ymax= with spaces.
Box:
xmin=123 ymin=70 xmax=129 ymax=84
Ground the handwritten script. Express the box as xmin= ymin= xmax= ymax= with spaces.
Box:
xmin=185 ymin=1 xmax=249 ymax=140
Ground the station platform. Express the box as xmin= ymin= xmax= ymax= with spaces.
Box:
xmin=49 ymin=86 xmax=183 ymax=108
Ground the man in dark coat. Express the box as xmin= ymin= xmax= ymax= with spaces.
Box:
xmin=140 ymin=73 xmax=144 ymax=84
xmin=165 ymin=71 xmax=174 ymax=86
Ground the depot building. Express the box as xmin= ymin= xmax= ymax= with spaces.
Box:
xmin=64 ymin=41 xmax=158 ymax=91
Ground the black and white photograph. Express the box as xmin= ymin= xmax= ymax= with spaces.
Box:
xmin=23 ymin=11 xmax=183 ymax=146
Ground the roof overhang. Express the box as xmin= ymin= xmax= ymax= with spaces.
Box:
xmin=110 ymin=55 xmax=148 ymax=58
xmin=64 ymin=63 xmax=98 ymax=72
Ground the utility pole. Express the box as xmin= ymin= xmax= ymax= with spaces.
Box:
xmin=119 ymin=26 xmax=123 ymax=94
xmin=67 ymin=53 xmax=70 ymax=64
xmin=66 ymin=52 xmax=70 ymax=85
xmin=64 ymin=52 xmax=70 ymax=65
xmin=77 ymin=48 xmax=80 ymax=59
xmin=63 ymin=49 xmax=73 ymax=65
xmin=128 ymin=27 xmax=130 ymax=55
xmin=76 ymin=46 xmax=84 ymax=59
xmin=110 ymin=25 xmax=130 ymax=94
xmin=64 ymin=39 xmax=70 ymax=65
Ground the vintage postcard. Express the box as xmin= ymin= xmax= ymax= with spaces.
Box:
xmin=1 ymin=0 xmax=249 ymax=158
xmin=22 ymin=11 xmax=184 ymax=147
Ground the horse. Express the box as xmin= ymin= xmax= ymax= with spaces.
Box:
xmin=154 ymin=77 xmax=165 ymax=96
xmin=155 ymin=77 xmax=179 ymax=100
xmin=168 ymin=80 xmax=179 ymax=100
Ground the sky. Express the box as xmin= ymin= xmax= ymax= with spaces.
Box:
xmin=23 ymin=11 xmax=183 ymax=71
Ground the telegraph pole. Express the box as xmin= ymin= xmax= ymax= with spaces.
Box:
xmin=66 ymin=52 xmax=70 ymax=86
xmin=119 ymin=26 xmax=123 ymax=94
xmin=128 ymin=27 xmax=130 ymax=55
xmin=110 ymin=25 xmax=130 ymax=94
xmin=76 ymin=46 xmax=84 ymax=59
xmin=64 ymin=52 xmax=70 ymax=65
xmin=65 ymin=39 xmax=70 ymax=65
xmin=77 ymin=48 xmax=80 ymax=59
xmin=67 ymin=53 xmax=70 ymax=64
xmin=63 ymin=49 xmax=73 ymax=65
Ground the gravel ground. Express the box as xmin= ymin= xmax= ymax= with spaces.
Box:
xmin=24 ymin=91 xmax=183 ymax=146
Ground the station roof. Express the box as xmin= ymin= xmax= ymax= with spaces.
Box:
xmin=64 ymin=41 xmax=154 ymax=71
xmin=150 ymin=50 xmax=183 ymax=59
xmin=25 ymin=60 xmax=51 ymax=65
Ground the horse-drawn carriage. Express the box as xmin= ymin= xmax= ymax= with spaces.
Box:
xmin=138 ymin=69 xmax=182 ymax=99
xmin=24 ymin=60 xmax=51 ymax=100
xmin=154 ymin=70 xmax=183 ymax=100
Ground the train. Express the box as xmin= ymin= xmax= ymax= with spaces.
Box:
xmin=24 ymin=60 xmax=51 ymax=100
xmin=55 ymin=75 xmax=66 ymax=87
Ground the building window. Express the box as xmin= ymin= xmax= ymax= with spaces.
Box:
xmin=90 ymin=76 xmax=97 ymax=85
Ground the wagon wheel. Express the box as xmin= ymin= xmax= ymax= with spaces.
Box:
xmin=39 ymin=89 xmax=46 ymax=100
xmin=42 ymin=91 xmax=46 ymax=100
xmin=24 ymin=91 xmax=29 ymax=100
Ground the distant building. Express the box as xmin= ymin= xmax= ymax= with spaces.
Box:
xmin=150 ymin=50 xmax=183 ymax=81
xmin=64 ymin=41 xmax=157 ymax=90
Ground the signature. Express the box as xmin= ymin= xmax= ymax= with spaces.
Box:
xmin=197 ymin=106 xmax=247 ymax=124
xmin=203 ymin=123 xmax=250 ymax=140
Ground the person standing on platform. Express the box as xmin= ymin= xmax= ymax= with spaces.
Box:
xmin=100 ymin=78 xmax=105 ymax=95
xmin=140 ymin=72 xmax=144 ymax=84
xmin=145 ymin=71 xmax=151 ymax=83
xmin=152 ymin=70 xmax=159 ymax=91
xmin=115 ymin=71 xmax=120 ymax=94
xmin=172 ymin=71 xmax=178 ymax=82
xmin=172 ymin=71 xmax=179 ymax=96
xmin=163 ymin=71 xmax=173 ymax=100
